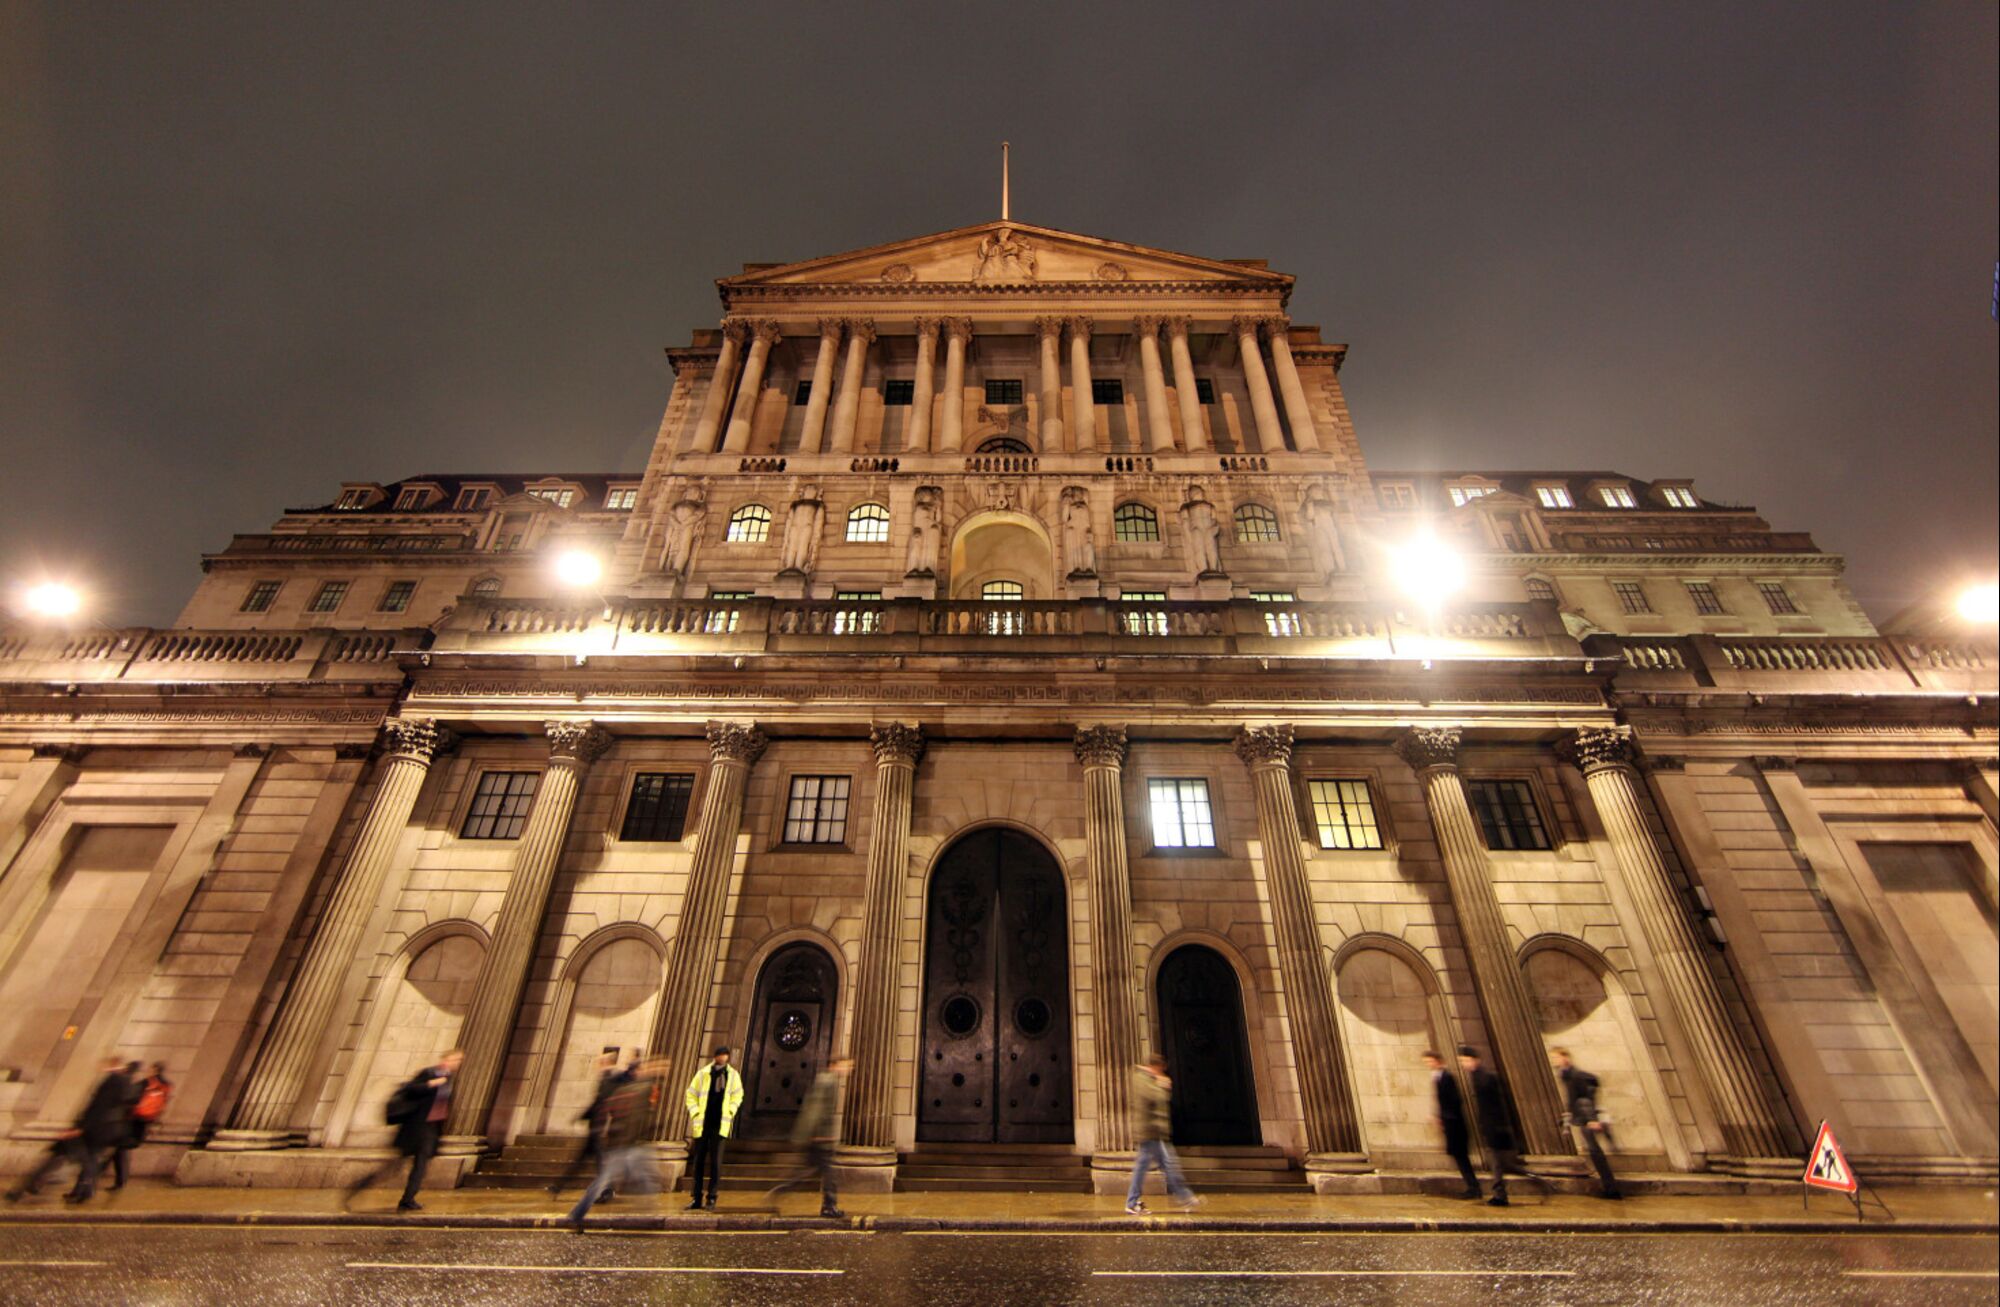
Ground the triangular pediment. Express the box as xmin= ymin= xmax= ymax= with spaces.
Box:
xmin=720 ymin=221 xmax=1292 ymax=289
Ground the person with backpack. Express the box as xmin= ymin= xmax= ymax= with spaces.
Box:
xmin=343 ymin=1048 xmax=463 ymax=1213
xmin=109 ymin=1062 xmax=172 ymax=1191
xmin=1554 ymin=1047 xmax=1623 ymax=1200
xmin=567 ymin=1056 xmax=668 ymax=1230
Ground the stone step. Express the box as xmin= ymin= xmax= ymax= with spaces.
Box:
xmin=896 ymin=1176 xmax=1094 ymax=1193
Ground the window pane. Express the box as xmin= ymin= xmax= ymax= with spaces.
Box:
xmin=378 ymin=581 xmax=416 ymax=613
xmin=1234 ymin=504 xmax=1280 ymax=541
xmin=241 ymin=581 xmax=281 ymax=613
xmin=1686 ymin=582 xmax=1725 ymax=615
xmin=1526 ymin=578 xmax=1558 ymax=603
xmin=1149 ymin=778 xmax=1214 ymax=848
xmin=1309 ymin=779 xmax=1383 ymax=850
xmin=1612 ymin=582 xmax=1651 ymax=614
xmin=727 ymin=505 xmax=771 ymax=542
xmin=784 ymin=775 xmax=850 ymax=843
xmin=605 ymin=488 xmax=637 ymax=510
xmin=983 ymin=379 xmax=1023 ymax=405
xmin=846 ymin=503 xmax=890 ymax=542
xmin=1091 ymin=379 xmax=1123 ymax=405
xmin=620 ymin=773 xmax=695 ymax=842
xmin=882 ymin=379 xmax=915 ymax=406
xmin=1467 ymin=780 xmax=1550 ymax=851
xmin=460 ymin=770 xmax=540 ymax=840
xmin=1757 ymin=582 xmax=1799 ymax=615
xmin=1194 ymin=378 xmax=1216 ymax=404
xmin=1113 ymin=503 xmax=1159 ymax=541
xmin=307 ymin=582 xmax=348 ymax=614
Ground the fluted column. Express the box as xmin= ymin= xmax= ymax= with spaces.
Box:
xmin=1395 ymin=727 xmax=1568 ymax=1156
xmin=843 ymin=724 xmax=924 ymax=1157
xmin=217 ymin=719 xmax=453 ymax=1144
xmin=798 ymin=319 xmax=842 ymax=455
xmin=829 ymin=318 xmax=875 ymax=454
xmin=1166 ymin=317 xmax=1208 ymax=452
xmin=1560 ymin=728 xmax=1789 ymax=1163
xmin=1262 ymin=318 xmax=1320 ymax=453
xmin=1076 ymin=727 xmax=1144 ymax=1158
xmin=445 ymin=720 xmax=612 ymax=1143
xmin=1067 ymin=317 xmax=1097 ymax=451
xmin=691 ymin=320 xmax=747 ymax=453
xmin=722 ymin=320 xmax=780 ymax=454
xmin=938 ymin=318 xmax=970 ymax=453
xmin=1233 ymin=315 xmax=1286 ymax=453
xmin=1133 ymin=317 xmax=1175 ymax=452
xmin=648 ymin=722 xmax=768 ymax=1141
xmin=907 ymin=319 xmax=939 ymax=453
xmin=1035 ymin=316 xmax=1066 ymax=450
xmin=1234 ymin=726 xmax=1365 ymax=1164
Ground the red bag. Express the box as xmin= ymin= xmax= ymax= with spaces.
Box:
xmin=135 ymin=1081 xmax=171 ymax=1122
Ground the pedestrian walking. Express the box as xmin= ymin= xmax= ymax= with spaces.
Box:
xmin=343 ymin=1048 xmax=463 ymax=1212
xmin=1554 ymin=1047 xmax=1623 ymax=1200
xmin=682 ymin=1045 xmax=744 ymax=1210
xmin=109 ymin=1062 xmax=172 ymax=1191
xmin=1125 ymin=1054 xmax=1199 ymax=1215
xmin=547 ymin=1048 xmax=628 ymax=1195
xmin=5 ymin=1056 xmax=135 ymax=1204
xmin=764 ymin=1056 xmax=850 ymax=1219
xmin=567 ymin=1057 xmax=667 ymax=1230
xmin=1423 ymin=1050 xmax=1482 ymax=1199
xmin=1459 ymin=1045 xmax=1551 ymax=1206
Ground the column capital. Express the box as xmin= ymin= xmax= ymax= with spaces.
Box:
xmin=721 ymin=317 xmax=751 ymax=344
xmin=545 ymin=719 xmax=613 ymax=765
xmin=749 ymin=318 xmax=784 ymax=347
xmin=30 ymin=742 xmax=89 ymax=764
xmin=1131 ymin=314 xmax=1164 ymax=336
xmin=1231 ymin=313 xmax=1265 ymax=337
xmin=1394 ymin=726 xmax=1462 ymax=773
xmin=913 ymin=316 xmax=942 ymax=341
xmin=707 ymin=721 xmax=769 ymax=767
xmin=1557 ymin=726 xmax=1637 ymax=775
xmin=381 ymin=716 xmax=455 ymax=763
xmin=1034 ymin=314 xmax=1065 ymax=340
xmin=1074 ymin=725 xmax=1129 ymax=770
xmin=1258 ymin=314 xmax=1293 ymax=340
xmin=943 ymin=316 xmax=974 ymax=343
xmin=1163 ymin=314 xmax=1192 ymax=336
xmin=1065 ymin=315 xmax=1093 ymax=340
xmin=817 ymin=317 xmax=846 ymax=342
xmin=842 ymin=317 xmax=877 ymax=344
xmin=1233 ymin=724 xmax=1295 ymax=770
xmin=869 ymin=722 xmax=925 ymax=768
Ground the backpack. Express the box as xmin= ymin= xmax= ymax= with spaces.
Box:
xmin=134 ymin=1080 xmax=172 ymax=1122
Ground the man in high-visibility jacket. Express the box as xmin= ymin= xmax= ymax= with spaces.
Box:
xmin=683 ymin=1046 xmax=744 ymax=1209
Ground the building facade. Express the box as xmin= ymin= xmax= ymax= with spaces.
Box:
xmin=2 ymin=220 xmax=1994 ymax=1194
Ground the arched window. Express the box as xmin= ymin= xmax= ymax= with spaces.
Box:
xmin=977 ymin=437 xmax=1033 ymax=454
xmin=469 ymin=576 xmax=502 ymax=598
xmin=845 ymin=502 xmax=891 ymax=543
xmin=1233 ymin=503 xmax=1281 ymax=542
xmin=981 ymin=579 xmax=1024 ymax=635
xmin=1113 ymin=502 xmax=1160 ymax=542
xmin=726 ymin=504 xmax=772 ymax=543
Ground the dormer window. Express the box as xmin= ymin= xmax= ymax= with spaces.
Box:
xmin=1448 ymin=484 xmax=1496 ymax=507
xmin=528 ymin=486 xmax=576 ymax=509
xmin=1378 ymin=483 xmax=1417 ymax=510
xmin=455 ymin=487 xmax=493 ymax=512
xmin=334 ymin=488 xmax=376 ymax=511
xmin=1535 ymin=485 xmax=1574 ymax=509
xmin=1598 ymin=485 xmax=1637 ymax=509
xmin=393 ymin=487 xmax=434 ymax=511
xmin=1661 ymin=486 xmax=1699 ymax=509
xmin=605 ymin=487 xmax=639 ymax=511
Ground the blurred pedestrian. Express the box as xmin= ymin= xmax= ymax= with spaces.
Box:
xmin=548 ymin=1048 xmax=627 ymax=1195
xmin=764 ymin=1056 xmax=850 ymax=1219
xmin=1554 ymin=1048 xmax=1622 ymax=1200
xmin=567 ymin=1057 xmax=667 ymax=1230
xmin=1125 ymin=1054 xmax=1199 ymax=1215
xmin=109 ymin=1062 xmax=173 ymax=1191
xmin=1424 ymin=1050 xmax=1481 ymax=1199
xmin=344 ymin=1048 xmax=463 ymax=1212
xmin=1459 ymin=1045 xmax=1550 ymax=1207
xmin=683 ymin=1045 xmax=743 ymax=1210
xmin=5 ymin=1056 xmax=134 ymax=1204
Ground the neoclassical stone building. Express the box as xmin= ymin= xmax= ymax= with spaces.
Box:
xmin=2 ymin=220 xmax=1994 ymax=1195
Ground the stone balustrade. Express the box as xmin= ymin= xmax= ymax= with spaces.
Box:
xmin=0 ymin=626 xmax=430 ymax=682
xmin=1590 ymin=632 xmax=1997 ymax=694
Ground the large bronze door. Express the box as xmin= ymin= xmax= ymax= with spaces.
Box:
xmin=1156 ymin=945 xmax=1260 ymax=1146
xmin=742 ymin=942 xmax=838 ymax=1139
xmin=918 ymin=828 xmax=1073 ymax=1144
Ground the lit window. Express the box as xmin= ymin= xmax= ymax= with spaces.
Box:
xmin=845 ymin=503 xmax=891 ymax=542
xmin=335 ymin=489 xmax=373 ymax=510
xmin=1536 ymin=486 xmax=1574 ymax=509
xmin=1378 ymin=483 xmax=1417 ymax=510
xmin=1233 ymin=503 xmax=1281 ymax=542
xmin=378 ymin=580 xmax=417 ymax=613
xmin=1525 ymin=577 xmax=1559 ymax=604
xmin=307 ymin=581 xmax=349 ymax=614
xmin=1252 ymin=590 xmax=1299 ymax=636
xmin=726 ymin=504 xmax=772 ymax=543
xmin=982 ymin=579 xmax=1023 ymax=634
xmin=1685 ymin=581 xmax=1726 ymax=615
xmin=1449 ymin=485 xmax=1495 ymax=507
xmin=240 ymin=581 xmax=281 ymax=613
xmin=460 ymin=771 xmax=539 ymax=840
xmin=1149 ymin=778 xmax=1216 ymax=849
xmin=1113 ymin=503 xmax=1160 ymax=541
xmin=882 ymin=379 xmax=915 ymax=407
xmin=783 ymin=775 xmax=851 ymax=844
xmin=529 ymin=487 xmax=576 ymax=508
xmin=705 ymin=591 xmax=752 ymax=633
xmin=1599 ymin=485 xmax=1637 ymax=508
xmin=1466 ymin=780 xmax=1550 ymax=851
xmin=833 ymin=591 xmax=882 ymax=635
xmin=1194 ymin=378 xmax=1216 ymax=404
xmin=984 ymin=378 xmax=1024 ymax=405
xmin=605 ymin=487 xmax=638 ymax=510
xmin=1119 ymin=591 xmax=1168 ymax=636
xmin=621 ymin=773 xmax=695 ymax=842
xmin=1612 ymin=581 xmax=1652 ymax=614
xmin=470 ymin=576 xmax=503 ymax=597
xmin=1757 ymin=581 xmax=1800 ymax=615
xmin=1091 ymin=379 xmax=1124 ymax=405
xmin=394 ymin=488 xmax=431 ymax=510
xmin=455 ymin=487 xmax=493 ymax=511
xmin=1662 ymin=487 xmax=1699 ymax=509
xmin=1308 ymin=779 xmax=1384 ymax=850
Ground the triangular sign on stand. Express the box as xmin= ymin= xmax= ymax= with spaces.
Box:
xmin=1803 ymin=1121 xmax=1858 ymax=1193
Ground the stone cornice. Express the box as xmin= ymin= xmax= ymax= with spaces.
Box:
xmin=1073 ymin=724 xmax=1128 ymax=769
xmin=869 ymin=721 xmax=925 ymax=767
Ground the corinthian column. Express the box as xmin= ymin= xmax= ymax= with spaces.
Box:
xmin=1076 ymin=727 xmax=1144 ymax=1168
xmin=215 ymin=719 xmax=453 ymax=1145
xmin=691 ymin=320 xmax=747 ymax=454
xmin=829 ymin=318 xmax=875 ymax=454
xmin=1234 ymin=726 xmax=1366 ymax=1170
xmin=798 ymin=320 xmax=842 ymax=454
xmin=648 ymin=722 xmax=768 ymax=1143
xmin=1559 ymin=728 xmax=1789 ymax=1165
xmin=907 ymin=319 xmax=939 ymax=453
xmin=938 ymin=318 xmax=970 ymax=452
xmin=1262 ymin=318 xmax=1321 ymax=453
xmin=842 ymin=724 xmax=924 ymax=1168
xmin=445 ymin=720 xmax=612 ymax=1145
xmin=1233 ymin=315 xmax=1286 ymax=453
xmin=1067 ymin=317 xmax=1097 ymax=451
xmin=1133 ymin=317 xmax=1175 ymax=452
xmin=1166 ymin=317 xmax=1208 ymax=452
xmin=722 ymin=320 xmax=781 ymax=454
xmin=1395 ymin=727 xmax=1568 ymax=1156
xmin=1036 ymin=316 xmax=1066 ymax=450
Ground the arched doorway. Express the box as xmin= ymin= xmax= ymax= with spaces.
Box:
xmin=917 ymin=828 xmax=1073 ymax=1144
xmin=741 ymin=942 xmax=839 ymax=1139
xmin=1155 ymin=945 xmax=1260 ymax=1145
xmin=948 ymin=511 xmax=1055 ymax=600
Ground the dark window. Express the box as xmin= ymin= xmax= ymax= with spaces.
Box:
xmin=984 ymin=378 xmax=1023 ymax=405
xmin=454 ymin=487 xmax=492 ymax=512
xmin=783 ymin=775 xmax=851 ymax=844
xmin=460 ymin=770 xmax=539 ymax=840
xmin=1525 ymin=578 xmax=1559 ymax=604
xmin=794 ymin=381 xmax=812 ymax=404
xmin=1149 ymin=778 xmax=1216 ymax=848
xmin=882 ymin=379 xmax=915 ymax=406
xmin=1091 ymin=379 xmax=1124 ymax=405
xmin=1612 ymin=581 xmax=1651 ymax=614
xmin=1466 ymin=780 xmax=1551 ymax=851
xmin=977 ymin=437 xmax=1032 ymax=454
xmin=1308 ymin=779 xmax=1384 ymax=850
xmin=470 ymin=576 xmax=503 ymax=597
xmin=1195 ymin=378 xmax=1216 ymax=404
xmin=240 ymin=581 xmax=281 ymax=614
xmin=1757 ymin=582 xmax=1800 ymax=615
xmin=306 ymin=581 xmax=349 ymax=614
xmin=621 ymin=773 xmax=696 ymax=842
xmin=1685 ymin=581 xmax=1726 ymax=615
xmin=378 ymin=581 xmax=417 ymax=613
xmin=1113 ymin=502 xmax=1160 ymax=541
xmin=394 ymin=488 xmax=430 ymax=510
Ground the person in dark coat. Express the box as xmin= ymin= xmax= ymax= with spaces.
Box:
xmin=548 ymin=1049 xmax=628 ymax=1195
xmin=344 ymin=1048 xmax=464 ymax=1212
xmin=1424 ymin=1050 xmax=1481 ymax=1199
xmin=1458 ymin=1045 xmax=1550 ymax=1206
xmin=109 ymin=1061 xmax=172 ymax=1191
xmin=1554 ymin=1048 xmax=1623 ymax=1200
xmin=763 ymin=1057 xmax=851 ymax=1219
xmin=5 ymin=1057 xmax=135 ymax=1203
xmin=567 ymin=1057 xmax=667 ymax=1230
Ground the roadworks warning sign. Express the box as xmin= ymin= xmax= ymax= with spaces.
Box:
xmin=1803 ymin=1121 xmax=1857 ymax=1193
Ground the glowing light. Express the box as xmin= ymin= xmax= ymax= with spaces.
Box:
xmin=1390 ymin=535 xmax=1466 ymax=610
xmin=1957 ymin=583 xmax=1999 ymax=624
xmin=552 ymin=550 xmax=603 ymax=588
xmin=21 ymin=581 xmax=83 ymax=620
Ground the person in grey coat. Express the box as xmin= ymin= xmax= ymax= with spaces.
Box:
xmin=1125 ymin=1054 xmax=1200 ymax=1215
xmin=764 ymin=1057 xmax=850 ymax=1219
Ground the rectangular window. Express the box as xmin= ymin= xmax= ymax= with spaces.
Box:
xmin=1308 ymin=779 xmax=1384 ymax=850
xmin=1599 ymin=485 xmax=1637 ymax=508
xmin=394 ymin=488 xmax=430 ymax=510
xmin=455 ymin=487 xmax=492 ymax=512
xmin=1757 ymin=581 xmax=1800 ymax=615
xmin=1118 ymin=590 xmax=1168 ymax=636
xmin=1611 ymin=581 xmax=1651 ymax=614
xmin=492 ymin=513 xmax=530 ymax=551
xmin=1525 ymin=577 xmax=1559 ymax=604
xmin=1466 ymin=780 xmax=1551 ymax=851
xmin=833 ymin=591 xmax=882 ymax=635
xmin=335 ymin=489 xmax=373 ymax=510
xmin=793 ymin=380 xmax=812 ymax=404
xmin=783 ymin=775 xmax=851 ymax=844
xmin=705 ymin=591 xmax=752 ymax=634
xmin=378 ymin=580 xmax=417 ymax=613
xmin=882 ymin=379 xmax=915 ymax=406
xmin=1536 ymin=486 xmax=1574 ymax=509
xmin=1194 ymin=377 xmax=1216 ymax=404
xmin=1449 ymin=485 xmax=1494 ymax=507
xmin=604 ymin=487 xmax=638 ymax=510
xmin=984 ymin=378 xmax=1023 ymax=405
xmin=306 ymin=581 xmax=349 ymax=614
xmin=1091 ymin=379 xmax=1124 ymax=405
xmin=240 ymin=580 xmax=281 ymax=613
xmin=1252 ymin=590 xmax=1299 ymax=636
xmin=1149 ymin=778 xmax=1216 ymax=849
xmin=1685 ymin=581 xmax=1726 ymax=615
xmin=1662 ymin=487 xmax=1699 ymax=508
xmin=1378 ymin=483 xmax=1417 ymax=510
xmin=620 ymin=773 xmax=696 ymax=842
xmin=460 ymin=770 xmax=540 ymax=840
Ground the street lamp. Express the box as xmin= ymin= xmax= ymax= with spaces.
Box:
xmin=552 ymin=549 xmax=603 ymax=589
xmin=18 ymin=581 xmax=83 ymax=621
xmin=1956 ymin=582 xmax=1999 ymax=625
xmin=1389 ymin=534 xmax=1466 ymax=612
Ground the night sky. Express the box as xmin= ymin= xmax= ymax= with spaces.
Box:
xmin=4 ymin=3 xmax=1994 ymax=626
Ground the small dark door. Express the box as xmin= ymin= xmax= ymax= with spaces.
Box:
xmin=918 ymin=828 xmax=1073 ymax=1144
xmin=742 ymin=942 xmax=838 ymax=1139
xmin=1156 ymin=945 xmax=1260 ymax=1146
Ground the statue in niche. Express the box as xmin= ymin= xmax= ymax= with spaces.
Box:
xmin=905 ymin=485 xmax=944 ymax=577
xmin=660 ymin=484 xmax=707 ymax=577
xmin=1179 ymin=483 xmax=1225 ymax=578
xmin=1060 ymin=485 xmax=1097 ymax=578
xmin=974 ymin=226 xmax=1037 ymax=282
xmin=1300 ymin=482 xmax=1346 ymax=578
xmin=779 ymin=480 xmax=825 ymax=575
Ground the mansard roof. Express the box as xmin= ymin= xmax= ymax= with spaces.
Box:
xmin=1369 ymin=470 xmax=1737 ymax=511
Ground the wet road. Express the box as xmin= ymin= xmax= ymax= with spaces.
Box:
xmin=0 ymin=1225 xmax=1993 ymax=1305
